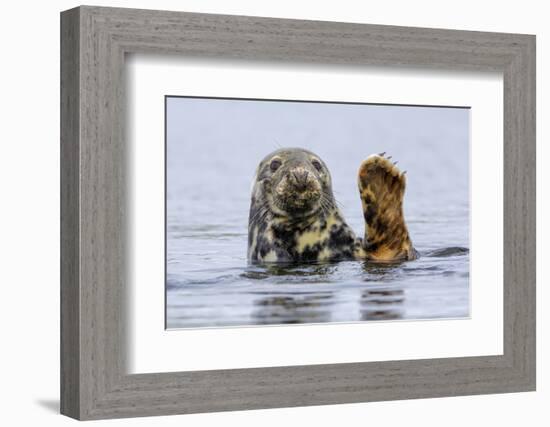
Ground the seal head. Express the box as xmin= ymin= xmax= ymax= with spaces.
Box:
xmin=261 ymin=149 xmax=328 ymax=219
xmin=248 ymin=148 xmax=362 ymax=263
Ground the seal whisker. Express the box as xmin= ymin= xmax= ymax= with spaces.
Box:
xmin=318 ymin=200 xmax=331 ymax=216
xmin=321 ymin=192 xmax=338 ymax=210
xmin=254 ymin=207 xmax=271 ymax=223
xmin=252 ymin=209 xmax=271 ymax=227
xmin=249 ymin=203 xmax=271 ymax=224
xmin=250 ymin=208 xmax=265 ymax=222
xmin=332 ymin=197 xmax=345 ymax=209
xmin=318 ymin=204 xmax=329 ymax=220
xmin=319 ymin=198 xmax=335 ymax=219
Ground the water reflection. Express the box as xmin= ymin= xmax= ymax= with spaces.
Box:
xmin=166 ymin=247 xmax=469 ymax=328
xmin=359 ymin=261 xmax=406 ymax=320
xmin=241 ymin=262 xmax=337 ymax=281
xmin=252 ymin=292 xmax=334 ymax=325
xmin=359 ymin=287 xmax=405 ymax=321
xmin=246 ymin=263 xmax=336 ymax=324
xmin=246 ymin=261 xmax=408 ymax=324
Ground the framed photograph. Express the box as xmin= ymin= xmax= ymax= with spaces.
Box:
xmin=61 ymin=6 xmax=536 ymax=420
xmin=164 ymin=95 xmax=470 ymax=329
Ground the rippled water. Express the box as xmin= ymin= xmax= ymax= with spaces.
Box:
xmin=166 ymin=97 xmax=470 ymax=328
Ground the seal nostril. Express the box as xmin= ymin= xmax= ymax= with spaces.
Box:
xmin=292 ymin=170 xmax=309 ymax=191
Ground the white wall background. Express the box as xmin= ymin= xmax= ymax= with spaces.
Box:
xmin=0 ymin=0 xmax=545 ymax=425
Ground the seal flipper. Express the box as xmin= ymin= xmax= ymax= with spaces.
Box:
xmin=358 ymin=154 xmax=417 ymax=261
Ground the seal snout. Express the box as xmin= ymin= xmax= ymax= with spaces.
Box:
xmin=290 ymin=168 xmax=310 ymax=192
xmin=272 ymin=164 xmax=322 ymax=215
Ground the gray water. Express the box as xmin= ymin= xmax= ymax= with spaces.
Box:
xmin=166 ymin=97 xmax=470 ymax=329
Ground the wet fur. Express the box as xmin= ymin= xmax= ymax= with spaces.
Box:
xmin=248 ymin=148 xmax=416 ymax=264
xmin=358 ymin=155 xmax=418 ymax=261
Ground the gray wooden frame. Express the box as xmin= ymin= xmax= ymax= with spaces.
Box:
xmin=60 ymin=5 xmax=536 ymax=421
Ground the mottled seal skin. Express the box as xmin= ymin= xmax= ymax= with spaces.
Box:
xmin=357 ymin=154 xmax=419 ymax=261
xmin=247 ymin=148 xmax=417 ymax=264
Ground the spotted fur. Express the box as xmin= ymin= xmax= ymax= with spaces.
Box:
xmin=247 ymin=148 xmax=416 ymax=264
xmin=358 ymin=154 xmax=418 ymax=261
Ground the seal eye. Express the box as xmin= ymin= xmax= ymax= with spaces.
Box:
xmin=312 ymin=159 xmax=323 ymax=171
xmin=270 ymin=159 xmax=282 ymax=172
